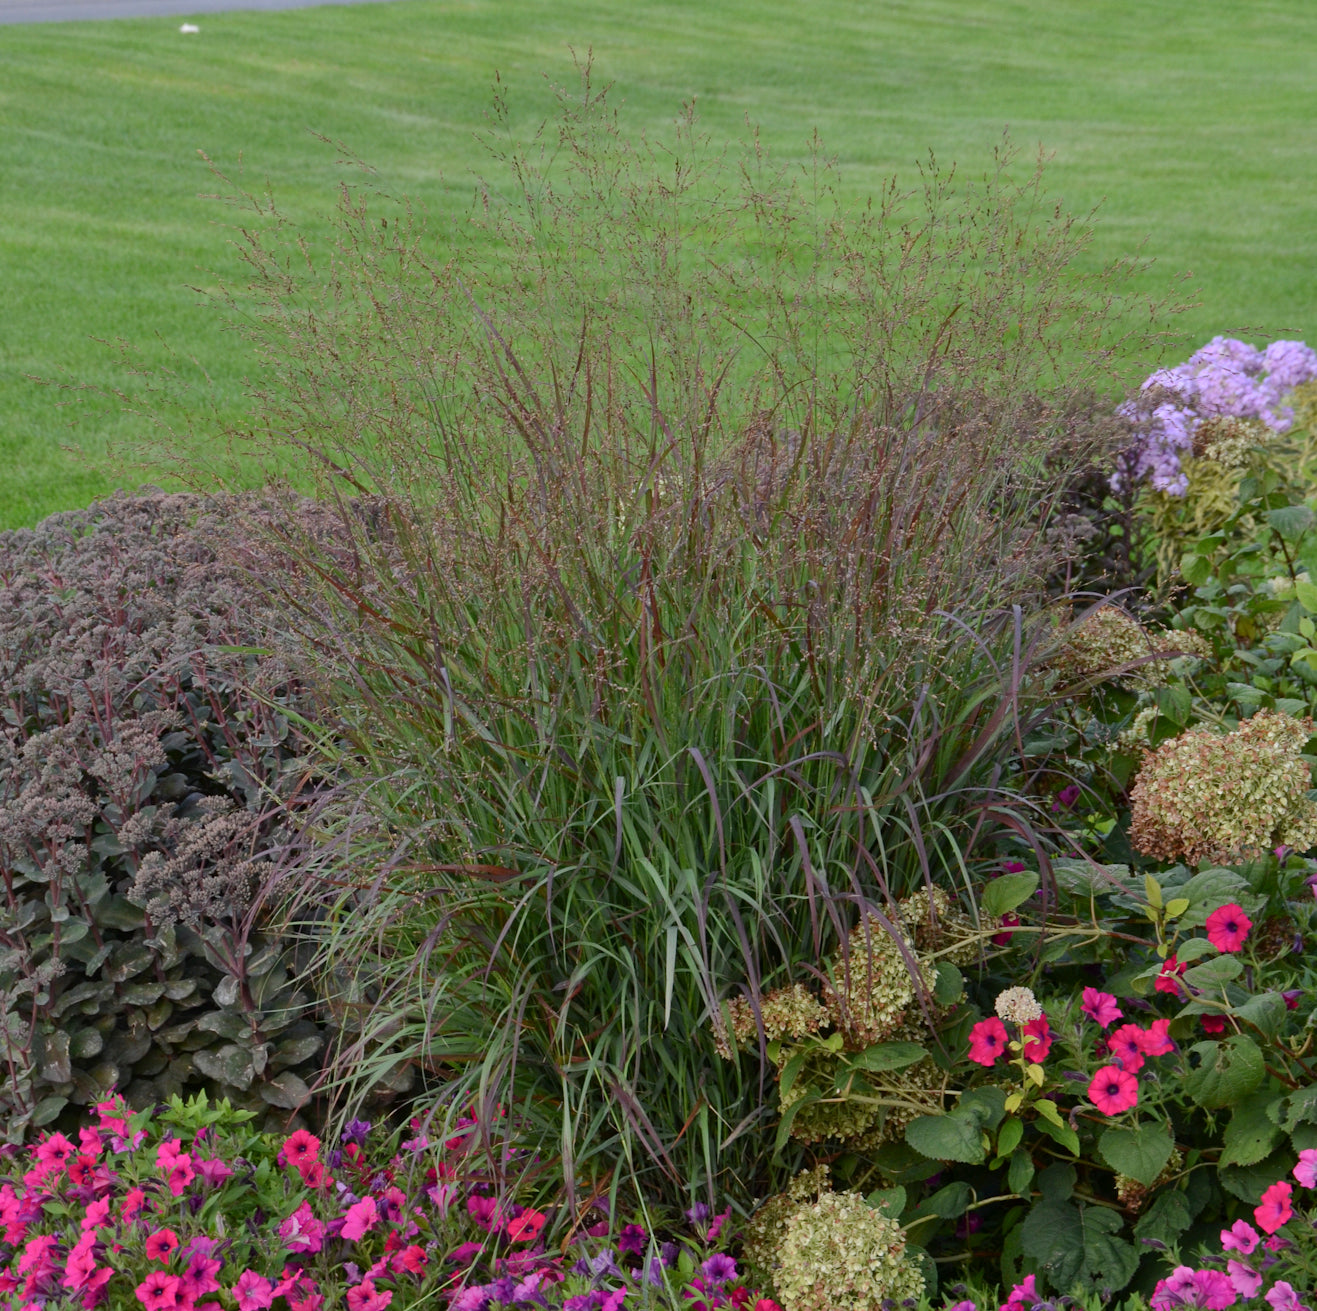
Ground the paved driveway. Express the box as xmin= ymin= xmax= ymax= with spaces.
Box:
xmin=0 ymin=0 xmax=399 ymax=22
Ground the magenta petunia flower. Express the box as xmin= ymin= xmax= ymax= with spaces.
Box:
xmin=144 ymin=1229 xmax=179 ymax=1264
xmin=1080 ymin=987 xmax=1123 ymax=1028
xmin=1255 ymin=1180 xmax=1293 ymax=1234
xmin=1202 ymin=1014 xmax=1227 ymax=1035
xmin=991 ymin=912 xmax=1020 ymax=947
xmin=1088 ymin=1065 xmax=1138 ymax=1116
xmin=1154 ymin=955 xmax=1187 ymax=995
xmin=346 ymin=1279 xmax=393 ymax=1311
xmin=1206 ymin=903 xmax=1253 ymax=953
xmin=1022 ymin=1014 xmax=1052 ymax=1063
xmin=1190 ymin=1269 xmax=1239 ymax=1309
xmin=1107 ymin=1024 xmax=1147 ymax=1074
xmin=341 ymin=1196 xmax=379 ymax=1243
xmin=967 ymin=1017 xmax=1009 ymax=1067
xmin=135 ymin=1271 xmax=188 ymax=1311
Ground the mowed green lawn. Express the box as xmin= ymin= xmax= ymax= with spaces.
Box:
xmin=2 ymin=0 xmax=1315 ymax=527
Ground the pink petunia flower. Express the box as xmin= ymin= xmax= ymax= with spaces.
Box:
xmin=165 ymin=1159 xmax=195 ymax=1198
xmin=280 ymin=1202 xmax=326 ymax=1255
xmin=1267 ymin=1282 xmax=1312 ymax=1311
xmin=1202 ymin=1014 xmax=1227 ymax=1035
xmin=967 ymin=1017 xmax=1009 ymax=1067
xmin=1206 ymin=903 xmax=1253 ymax=953
xmin=1227 ymin=1259 xmax=1262 ymax=1298
xmin=1002 ymin=1273 xmax=1037 ymax=1311
xmin=1107 ymin=1024 xmax=1147 ymax=1073
xmin=1255 ymin=1180 xmax=1293 ymax=1234
xmin=1022 ymin=1014 xmax=1052 ymax=1063
xmin=195 ymin=1158 xmax=233 ymax=1189
xmin=1221 ymin=1219 xmax=1260 ymax=1253
xmin=61 ymin=1234 xmax=98 ymax=1291
xmin=34 ymin=1132 xmax=77 ymax=1176
xmin=121 ymin=1188 xmax=148 ymax=1222
xmin=1295 ymin=1149 xmax=1317 ymax=1188
xmin=1139 ymin=1018 xmax=1175 ymax=1056
xmin=232 ymin=1269 xmax=276 ymax=1311
xmin=1089 ymin=1065 xmax=1138 ymax=1116
xmin=1080 ymin=988 xmax=1123 ymax=1028
xmin=392 ymin=1245 xmax=428 ymax=1276
xmin=341 ymin=1196 xmax=379 ymax=1243
xmin=346 ymin=1280 xmax=393 ymax=1311
xmin=991 ymin=912 xmax=1020 ymax=947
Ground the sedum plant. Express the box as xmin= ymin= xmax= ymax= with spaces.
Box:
xmin=0 ymin=492 xmax=326 ymax=1138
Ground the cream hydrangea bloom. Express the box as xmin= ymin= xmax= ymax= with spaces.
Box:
xmin=774 ymin=1188 xmax=924 ymax=1311
xmin=1129 ymin=710 xmax=1317 ymax=864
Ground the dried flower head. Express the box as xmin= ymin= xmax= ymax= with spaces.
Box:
xmin=716 ymin=983 xmax=829 ymax=1058
xmin=994 ymin=986 xmax=1043 ymax=1025
xmin=1129 ymin=711 xmax=1317 ymax=865
xmin=1053 ymin=607 xmax=1207 ymax=689
xmin=897 ymin=886 xmax=982 ymax=966
xmin=823 ymin=915 xmax=931 ymax=1048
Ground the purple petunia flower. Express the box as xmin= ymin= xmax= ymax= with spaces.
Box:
xmin=701 ymin=1254 xmax=737 ymax=1285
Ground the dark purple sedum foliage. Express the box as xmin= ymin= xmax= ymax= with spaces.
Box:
xmin=0 ymin=491 xmax=326 ymax=1139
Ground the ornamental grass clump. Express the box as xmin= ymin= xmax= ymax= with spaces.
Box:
xmin=175 ymin=66 xmax=1174 ymax=1208
xmin=1128 ymin=710 xmax=1317 ymax=865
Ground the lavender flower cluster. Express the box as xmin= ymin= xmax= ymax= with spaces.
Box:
xmin=1114 ymin=337 xmax=1317 ymax=495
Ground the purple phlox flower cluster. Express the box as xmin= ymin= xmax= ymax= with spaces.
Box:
xmin=1114 ymin=337 xmax=1317 ymax=495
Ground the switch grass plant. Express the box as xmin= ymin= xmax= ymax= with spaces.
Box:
xmin=178 ymin=73 xmax=1174 ymax=1215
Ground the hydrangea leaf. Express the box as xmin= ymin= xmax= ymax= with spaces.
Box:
xmin=849 ymin=1041 xmax=928 ymax=1073
xmin=1182 ymin=955 xmax=1243 ymax=988
xmin=1020 ymin=1173 xmax=1138 ymax=1295
xmin=1219 ymin=1147 xmax=1298 ymax=1205
xmin=981 ymin=872 xmax=1039 ymax=917
xmin=1185 ymin=1035 xmax=1265 ymax=1109
xmin=1220 ymin=1093 xmax=1285 ymax=1168
xmin=904 ymin=1113 xmax=985 ymax=1165
xmin=1098 ymin=1122 xmax=1173 ymax=1185
xmin=1133 ymin=1189 xmax=1193 ymax=1249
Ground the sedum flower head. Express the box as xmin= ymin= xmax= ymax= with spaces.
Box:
xmin=773 ymin=1188 xmax=924 ymax=1311
xmin=994 ymin=986 xmax=1043 ymax=1025
xmin=1129 ymin=711 xmax=1317 ymax=865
